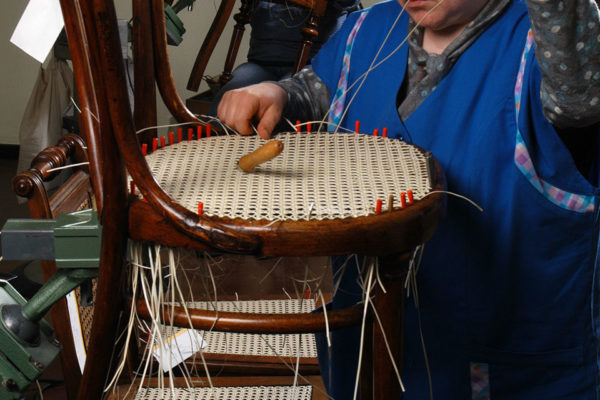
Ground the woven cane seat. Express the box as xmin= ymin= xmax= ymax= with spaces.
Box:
xmin=129 ymin=132 xmax=445 ymax=257
xmin=133 ymin=386 xmax=313 ymax=400
xmin=144 ymin=132 xmax=432 ymax=221
xmin=108 ymin=376 xmax=327 ymax=400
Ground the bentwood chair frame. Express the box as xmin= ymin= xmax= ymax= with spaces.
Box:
xmin=57 ymin=1 xmax=445 ymax=399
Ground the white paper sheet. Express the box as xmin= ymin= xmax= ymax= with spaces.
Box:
xmin=152 ymin=329 xmax=207 ymax=372
xmin=10 ymin=0 xmax=64 ymax=63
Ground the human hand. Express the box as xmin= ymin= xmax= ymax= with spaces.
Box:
xmin=218 ymin=82 xmax=288 ymax=140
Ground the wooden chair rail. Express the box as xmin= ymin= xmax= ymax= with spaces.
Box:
xmin=58 ymin=0 xmax=106 ymax=214
xmin=136 ymin=299 xmax=364 ymax=333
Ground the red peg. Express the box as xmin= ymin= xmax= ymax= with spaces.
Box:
xmin=160 ymin=136 xmax=166 ymax=148
xmin=152 ymin=138 xmax=158 ymax=152
xmin=188 ymin=128 xmax=193 ymax=141
xmin=296 ymin=120 xmax=301 ymax=133
xmin=198 ymin=202 xmax=204 ymax=215
xmin=206 ymin=124 xmax=211 ymax=138
xmin=407 ymin=190 xmax=414 ymax=205
xmin=382 ymin=127 xmax=388 ymax=138
xmin=307 ymin=122 xmax=312 ymax=133
xmin=400 ymin=192 xmax=407 ymax=208
xmin=373 ymin=128 xmax=379 ymax=137
xmin=376 ymin=199 xmax=383 ymax=215
xmin=355 ymin=120 xmax=360 ymax=134
xmin=197 ymin=125 xmax=202 ymax=139
xmin=177 ymin=129 xmax=182 ymax=143
xmin=142 ymin=143 xmax=148 ymax=156
xmin=168 ymin=131 xmax=174 ymax=146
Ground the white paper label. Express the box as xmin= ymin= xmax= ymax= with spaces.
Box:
xmin=10 ymin=0 xmax=64 ymax=63
xmin=152 ymin=329 xmax=207 ymax=372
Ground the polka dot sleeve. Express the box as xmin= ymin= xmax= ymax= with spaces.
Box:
xmin=527 ymin=0 xmax=600 ymax=128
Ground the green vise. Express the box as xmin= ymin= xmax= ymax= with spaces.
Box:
xmin=0 ymin=209 xmax=101 ymax=398
xmin=2 ymin=209 xmax=101 ymax=269
xmin=0 ymin=280 xmax=61 ymax=400
xmin=165 ymin=0 xmax=196 ymax=46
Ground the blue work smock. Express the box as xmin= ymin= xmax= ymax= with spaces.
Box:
xmin=312 ymin=0 xmax=600 ymax=398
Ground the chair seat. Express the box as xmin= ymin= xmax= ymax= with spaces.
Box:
xmin=133 ymin=385 xmax=313 ymax=399
xmin=151 ymin=299 xmax=320 ymax=375
xmin=186 ymin=299 xmax=318 ymax=359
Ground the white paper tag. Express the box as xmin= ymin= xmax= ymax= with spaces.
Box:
xmin=152 ymin=329 xmax=207 ymax=372
xmin=65 ymin=291 xmax=87 ymax=373
xmin=10 ymin=0 xmax=64 ymax=63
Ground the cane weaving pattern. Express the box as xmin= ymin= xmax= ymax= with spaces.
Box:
xmin=133 ymin=386 xmax=312 ymax=399
xmin=159 ymin=299 xmax=317 ymax=358
xmin=145 ymin=132 xmax=432 ymax=221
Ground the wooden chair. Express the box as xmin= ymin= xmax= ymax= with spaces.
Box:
xmin=184 ymin=0 xmax=329 ymax=115
xmin=58 ymin=1 xmax=446 ymax=399
xmin=12 ymin=133 xmax=94 ymax=399
xmin=10 ymin=136 xmax=325 ymax=399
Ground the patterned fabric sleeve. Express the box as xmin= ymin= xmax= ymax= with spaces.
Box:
xmin=526 ymin=0 xmax=600 ymax=128
xmin=276 ymin=66 xmax=331 ymax=125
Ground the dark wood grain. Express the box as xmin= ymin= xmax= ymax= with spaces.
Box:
xmin=133 ymin=0 xmax=158 ymax=145
xmin=136 ymin=299 xmax=364 ymax=333
xmin=59 ymin=0 xmax=105 ymax=214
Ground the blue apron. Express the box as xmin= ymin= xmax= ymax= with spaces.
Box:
xmin=312 ymin=1 xmax=600 ymax=398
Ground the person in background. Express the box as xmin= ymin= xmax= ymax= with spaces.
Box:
xmin=218 ymin=0 xmax=600 ymax=398
xmin=207 ymin=0 xmax=360 ymax=116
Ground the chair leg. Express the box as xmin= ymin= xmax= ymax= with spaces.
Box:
xmin=371 ymin=254 xmax=408 ymax=399
xmin=219 ymin=0 xmax=252 ymax=85
xmin=294 ymin=15 xmax=319 ymax=74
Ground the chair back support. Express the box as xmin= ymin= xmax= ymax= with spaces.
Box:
xmin=186 ymin=0 xmax=329 ymax=92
